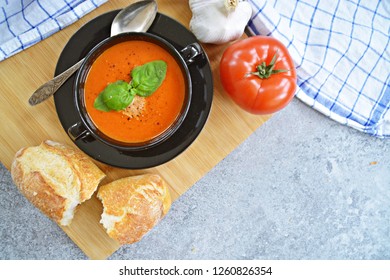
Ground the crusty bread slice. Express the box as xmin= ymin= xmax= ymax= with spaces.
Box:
xmin=11 ymin=140 xmax=106 ymax=226
xmin=97 ymin=174 xmax=171 ymax=244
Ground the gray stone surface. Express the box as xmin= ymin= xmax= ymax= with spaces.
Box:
xmin=1 ymin=98 xmax=389 ymax=260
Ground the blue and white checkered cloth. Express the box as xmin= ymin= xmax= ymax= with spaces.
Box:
xmin=0 ymin=0 xmax=107 ymax=62
xmin=247 ymin=0 xmax=390 ymax=138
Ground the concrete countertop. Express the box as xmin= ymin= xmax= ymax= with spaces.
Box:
xmin=1 ymin=98 xmax=389 ymax=259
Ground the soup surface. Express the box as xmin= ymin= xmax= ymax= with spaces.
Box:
xmin=84 ymin=40 xmax=186 ymax=144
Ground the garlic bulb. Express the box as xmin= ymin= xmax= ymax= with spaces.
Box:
xmin=189 ymin=0 xmax=252 ymax=44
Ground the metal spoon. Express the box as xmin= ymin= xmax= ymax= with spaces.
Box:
xmin=29 ymin=0 xmax=157 ymax=106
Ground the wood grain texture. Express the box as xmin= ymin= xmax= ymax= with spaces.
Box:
xmin=0 ymin=0 xmax=271 ymax=259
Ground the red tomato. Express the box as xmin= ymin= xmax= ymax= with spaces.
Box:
xmin=219 ymin=36 xmax=297 ymax=114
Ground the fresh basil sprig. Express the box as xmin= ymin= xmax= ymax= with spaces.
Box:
xmin=93 ymin=60 xmax=167 ymax=112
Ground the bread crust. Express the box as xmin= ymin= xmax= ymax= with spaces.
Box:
xmin=97 ymin=174 xmax=171 ymax=244
xmin=11 ymin=140 xmax=106 ymax=226
xmin=41 ymin=140 xmax=104 ymax=202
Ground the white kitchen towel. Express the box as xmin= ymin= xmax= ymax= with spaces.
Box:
xmin=0 ymin=0 xmax=107 ymax=61
xmin=247 ymin=0 xmax=390 ymax=138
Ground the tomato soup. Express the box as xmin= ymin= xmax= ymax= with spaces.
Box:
xmin=84 ymin=40 xmax=186 ymax=144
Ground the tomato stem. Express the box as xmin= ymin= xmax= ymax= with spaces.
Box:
xmin=248 ymin=52 xmax=290 ymax=79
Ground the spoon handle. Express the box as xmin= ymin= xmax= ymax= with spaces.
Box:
xmin=28 ymin=58 xmax=85 ymax=106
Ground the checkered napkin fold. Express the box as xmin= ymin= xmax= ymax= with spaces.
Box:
xmin=0 ymin=0 xmax=107 ymax=62
xmin=247 ymin=0 xmax=390 ymax=138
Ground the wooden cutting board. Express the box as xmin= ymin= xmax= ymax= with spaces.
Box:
xmin=0 ymin=0 xmax=271 ymax=259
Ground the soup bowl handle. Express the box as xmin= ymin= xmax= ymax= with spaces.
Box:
xmin=67 ymin=122 xmax=90 ymax=141
xmin=180 ymin=43 xmax=203 ymax=65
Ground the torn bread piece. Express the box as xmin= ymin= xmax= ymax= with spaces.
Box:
xmin=97 ymin=174 xmax=171 ymax=244
xmin=11 ymin=140 xmax=106 ymax=226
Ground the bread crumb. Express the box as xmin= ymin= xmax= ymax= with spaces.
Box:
xmin=122 ymin=95 xmax=145 ymax=119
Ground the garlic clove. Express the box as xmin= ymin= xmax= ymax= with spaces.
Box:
xmin=189 ymin=0 xmax=252 ymax=44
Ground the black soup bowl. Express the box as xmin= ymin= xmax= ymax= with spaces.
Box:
xmin=68 ymin=32 xmax=203 ymax=151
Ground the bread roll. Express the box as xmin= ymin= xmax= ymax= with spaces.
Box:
xmin=97 ymin=174 xmax=171 ymax=244
xmin=11 ymin=140 xmax=106 ymax=226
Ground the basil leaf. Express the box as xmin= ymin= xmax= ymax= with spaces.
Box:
xmin=94 ymin=93 xmax=111 ymax=112
xmin=94 ymin=81 xmax=134 ymax=111
xmin=131 ymin=60 xmax=167 ymax=97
